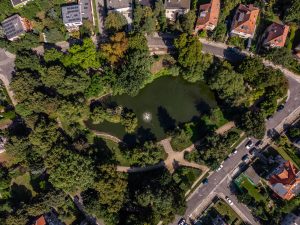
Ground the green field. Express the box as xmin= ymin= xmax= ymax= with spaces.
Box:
xmin=213 ymin=199 xmax=243 ymax=225
xmin=240 ymin=177 xmax=265 ymax=202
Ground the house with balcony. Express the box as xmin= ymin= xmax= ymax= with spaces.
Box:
xmin=106 ymin=0 xmax=133 ymax=24
xmin=262 ymin=22 xmax=289 ymax=48
xmin=268 ymin=161 xmax=300 ymax=200
xmin=230 ymin=4 xmax=259 ymax=39
xmin=165 ymin=0 xmax=190 ymax=21
xmin=195 ymin=0 xmax=220 ymax=32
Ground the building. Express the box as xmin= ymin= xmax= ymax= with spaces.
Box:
xmin=61 ymin=4 xmax=83 ymax=30
xmin=281 ymin=213 xmax=300 ymax=225
xmin=268 ymin=161 xmax=300 ymax=200
xmin=244 ymin=165 xmax=261 ymax=186
xmin=165 ymin=0 xmax=190 ymax=21
xmin=1 ymin=14 xmax=27 ymax=41
xmin=230 ymin=4 xmax=259 ymax=39
xmin=262 ymin=22 xmax=289 ymax=48
xmin=10 ymin=0 xmax=31 ymax=8
xmin=32 ymin=216 xmax=46 ymax=225
xmin=213 ymin=215 xmax=228 ymax=225
xmin=79 ymin=0 xmax=95 ymax=25
xmin=136 ymin=0 xmax=154 ymax=7
xmin=195 ymin=0 xmax=220 ymax=32
xmin=106 ymin=0 xmax=133 ymax=24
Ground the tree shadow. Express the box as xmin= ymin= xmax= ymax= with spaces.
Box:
xmin=92 ymin=136 xmax=116 ymax=164
xmin=10 ymin=183 xmax=32 ymax=206
xmin=195 ymin=101 xmax=211 ymax=115
xmin=157 ymin=106 xmax=176 ymax=133
xmin=121 ymin=127 xmax=157 ymax=147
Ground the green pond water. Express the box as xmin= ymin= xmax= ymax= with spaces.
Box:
xmin=87 ymin=76 xmax=216 ymax=141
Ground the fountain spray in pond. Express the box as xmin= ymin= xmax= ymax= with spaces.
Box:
xmin=142 ymin=112 xmax=152 ymax=122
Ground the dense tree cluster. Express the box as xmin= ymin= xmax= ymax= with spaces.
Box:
xmin=91 ymin=104 xmax=138 ymax=133
xmin=174 ymin=34 xmax=213 ymax=82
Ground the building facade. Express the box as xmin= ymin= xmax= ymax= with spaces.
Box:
xmin=106 ymin=0 xmax=133 ymax=24
xmin=165 ymin=0 xmax=190 ymax=21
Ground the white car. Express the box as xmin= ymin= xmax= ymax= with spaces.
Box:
xmin=225 ymin=196 xmax=233 ymax=205
xmin=246 ymin=140 xmax=253 ymax=149
xmin=232 ymin=149 xmax=238 ymax=154
xmin=216 ymin=164 xmax=223 ymax=172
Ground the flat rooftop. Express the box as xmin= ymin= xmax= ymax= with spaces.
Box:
xmin=62 ymin=4 xmax=82 ymax=24
xmin=1 ymin=14 xmax=25 ymax=40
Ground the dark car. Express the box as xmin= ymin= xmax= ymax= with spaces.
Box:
xmin=277 ymin=104 xmax=284 ymax=111
xmin=242 ymin=154 xmax=250 ymax=162
xmin=178 ymin=218 xmax=188 ymax=225
xmin=202 ymin=178 xmax=209 ymax=185
xmin=249 ymin=147 xmax=257 ymax=156
xmin=255 ymin=140 xmax=262 ymax=147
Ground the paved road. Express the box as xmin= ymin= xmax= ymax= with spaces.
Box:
xmin=175 ymin=138 xmax=260 ymax=225
xmin=147 ymin=36 xmax=300 ymax=225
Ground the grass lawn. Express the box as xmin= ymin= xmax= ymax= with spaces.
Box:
xmin=213 ymin=199 xmax=243 ymax=225
xmin=275 ymin=145 xmax=300 ymax=169
xmin=11 ymin=172 xmax=37 ymax=202
xmin=173 ymin=167 xmax=202 ymax=193
xmin=240 ymin=177 xmax=266 ymax=202
xmin=104 ymin=139 xmax=131 ymax=166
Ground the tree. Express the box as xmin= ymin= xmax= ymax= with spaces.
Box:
xmin=101 ymin=32 xmax=128 ymax=64
xmin=126 ymin=141 xmax=164 ymax=166
xmin=284 ymin=0 xmax=300 ymax=25
xmin=95 ymin=165 xmax=127 ymax=214
xmin=42 ymin=65 xmax=65 ymax=88
xmin=29 ymin=117 xmax=60 ymax=156
xmin=5 ymin=136 xmax=32 ymax=164
xmin=240 ymin=110 xmax=266 ymax=139
xmin=62 ymin=38 xmax=100 ymax=70
xmin=114 ymin=50 xmax=152 ymax=96
xmin=174 ymin=34 xmax=212 ymax=82
xmin=153 ymin=0 xmax=167 ymax=31
xmin=45 ymin=145 xmax=95 ymax=192
xmin=43 ymin=48 xmax=63 ymax=62
xmin=180 ymin=11 xmax=196 ymax=34
xmin=121 ymin=110 xmax=138 ymax=133
xmin=11 ymin=71 xmax=41 ymax=102
xmin=104 ymin=11 xmax=128 ymax=32
xmin=15 ymin=50 xmax=43 ymax=73
xmin=208 ymin=61 xmax=245 ymax=104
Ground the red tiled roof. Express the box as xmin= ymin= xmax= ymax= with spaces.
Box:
xmin=231 ymin=4 xmax=259 ymax=36
xmin=34 ymin=216 xmax=46 ymax=225
xmin=195 ymin=0 xmax=220 ymax=30
xmin=269 ymin=161 xmax=300 ymax=200
xmin=263 ymin=22 xmax=289 ymax=47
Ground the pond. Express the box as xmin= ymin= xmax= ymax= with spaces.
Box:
xmin=87 ymin=76 xmax=217 ymax=142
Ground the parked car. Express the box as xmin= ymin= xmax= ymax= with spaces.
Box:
xmin=277 ymin=104 xmax=284 ymax=111
xmin=202 ymin=178 xmax=209 ymax=185
xmin=225 ymin=196 xmax=233 ymax=205
xmin=245 ymin=140 xmax=253 ymax=149
xmin=255 ymin=140 xmax=262 ymax=147
xmin=216 ymin=164 xmax=224 ymax=172
xmin=249 ymin=147 xmax=257 ymax=156
xmin=178 ymin=218 xmax=188 ymax=225
xmin=242 ymin=154 xmax=250 ymax=162
xmin=232 ymin=149 xmax=238 ymax=154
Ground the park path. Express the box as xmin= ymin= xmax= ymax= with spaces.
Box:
xmin=92 ymin=130 xmax=123 ymax=143
xmin=113 ymin=136 xmax=208 ymax=174
xmin=215 ymin=121 xmax=236 ymax=135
